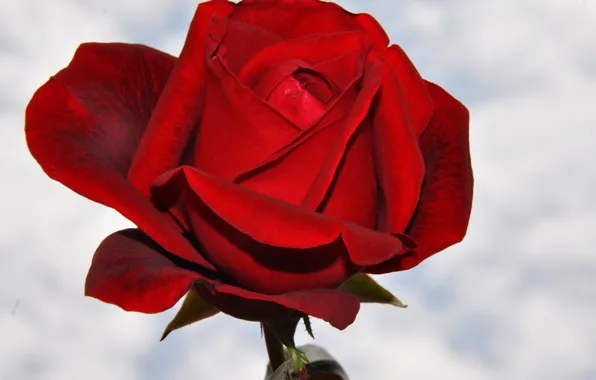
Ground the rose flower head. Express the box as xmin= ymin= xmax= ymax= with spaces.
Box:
xmin=25 ymin=0 xmax=473 ymax=333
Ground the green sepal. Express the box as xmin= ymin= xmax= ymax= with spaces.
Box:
xmin=339 ymin=273 xmax=407 ymax=307
xmin=265 ymin=347 xmax=310 ymax=380
xmin=160 ymin=289 xmax=219 ymax=341
xmin=303 ymin=315 xmax=315 ymax=339
xmin=288 ymin=347 xmax=310 ymax=380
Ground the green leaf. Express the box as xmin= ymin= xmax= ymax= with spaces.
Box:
xmin=338 ymin=273 xmax=407 ymax=308
xmin=160 ymin=289 xmax=219 ymax=341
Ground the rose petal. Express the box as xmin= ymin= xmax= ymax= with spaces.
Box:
xmin=267 ymin=76 xmax=328 ymax=129
xmin=295 ymin=69 xmax=336 ymax=103
xmin=239 ymin=31 xmax=368 ymax=91
xmin=384 ymin=45 xmax=434 ymax=136
xmin=371 ymin=50 xmax=426 ymax=234
xmin=151 ymin=166 xmax=410 ymax=294
xmin=251 ymin=60 xmax=316 ymax=99
xmin=85 ymin=229 xmax=204 ymax=313
xmin=300 ymin=59 xmax=382 ymax=211
xmin=366 ymin=82 xmax=473 ymax=273
xmin=235 ymin=118 xmax=347 ymax=205
xmin=127 ymin=1 xmax=234 ymax=197
xmin=211 ymin=16 xmax=282 ymax=75
xmin=251 ymin=60 xmax=337 ymax=105
xmin=312 ymin=51 xmax=362 ymax=92
xmin=232 ymin=0 xmax=361 ymax=39
xmin=86 ymin=228 xmax=360 ymax=330
xmin=317 ymin=122 xmax=377 ymax=229
xmin=196 ymin=281 xmax=360 ymax=330
xmin=86 ymin=229 xmax=360 ymax=329
xmin=25 ymin=43 xmax=215 ymax=271
xmin=354 ymin=12 xmax=390 ymax=48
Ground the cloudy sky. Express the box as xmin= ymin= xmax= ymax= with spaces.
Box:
xmin=1 ymin=0 xmax=595 ymax=379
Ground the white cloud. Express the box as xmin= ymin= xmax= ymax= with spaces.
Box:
xmin=1 ymin=0 xmax=595 ymax=379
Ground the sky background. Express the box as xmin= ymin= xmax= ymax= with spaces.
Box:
xmin=1 ymin=0 xmax=595 ymax=379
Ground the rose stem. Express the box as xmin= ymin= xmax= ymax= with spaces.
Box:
xmin=263 ymin=324 xmax=286 ymax=373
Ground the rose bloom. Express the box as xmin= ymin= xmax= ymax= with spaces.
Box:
xmin=25 ymin=0 xmax=473 ymax=330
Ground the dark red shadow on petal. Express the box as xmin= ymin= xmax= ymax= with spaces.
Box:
xmin=25 ymin=43 xmax=215 ymax=271
xmin=195 ymin=281 xmax=360 ymax=330
xmin=366 ymin=82 xmax=473 ymax=273
xmin=85 ymin=229 xmax=206 ymax=313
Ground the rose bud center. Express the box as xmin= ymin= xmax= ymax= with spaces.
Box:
xmin=253 ymin=60 xmax=336 ymax=129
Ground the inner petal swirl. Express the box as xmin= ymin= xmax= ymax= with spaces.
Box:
xmin=252 ymin=60 xmax=337 ymax=129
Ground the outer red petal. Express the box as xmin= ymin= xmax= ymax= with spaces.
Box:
xmin=127 ymin=0 xmax=235 ymax=197
xmin=371 ymin=50 xmax=426 ymax=235
xmin=86 ymin=228 xmax=359 ymax=329
xmin=231 ymin=0 xmax=361 ymax=39
xmin=85 ymin=229 xmax=204 ymax=313
xmin=353 ymin=12 xmax=390 ymax=48
xmin=234 ymin=1 xmax=390 ymax=54
xmin=366 ymin=82 xmax=473 ymax=273
xmin=25 ymin=43 xmax=215 ymax=271
xmin=151 ymin=166 xmax=412 ymax=294
xmin=384 ymin=45 xmax=434 ymax=137
xmin=196 ymin=281 xmax=360 ymax=330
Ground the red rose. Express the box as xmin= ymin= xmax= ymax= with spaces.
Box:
xmin=25 ymin=0 xmax=472 ymax=330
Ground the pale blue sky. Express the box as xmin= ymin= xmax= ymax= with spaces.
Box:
xmin=1 ymin=1 xmax=595 ymax=379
